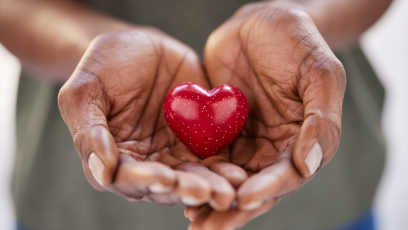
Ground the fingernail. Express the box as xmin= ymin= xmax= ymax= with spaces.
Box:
xmin=183 ymin=209 xmax=192 ymax=220
xmin=305 ymin=142 xmax=323 ymax=177
xmin=149 ymin=183 xmax=172 ymax=193
xmin=89 ymin=153 xmax=105 ymax=186
xmin=184 ymin=209 xmax=194 ymax=221
xmin=239 ymin=200 xmax=262 ymax=211
xmin=181 ymin=196 xmax=202 ymax=206
xmin=209 ymin=200 xmax=229 ymax=212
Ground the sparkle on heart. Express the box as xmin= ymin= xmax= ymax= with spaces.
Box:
xmin=163 ymin=82 xmax=249 ymax=159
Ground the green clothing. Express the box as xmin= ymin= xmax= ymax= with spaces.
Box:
xmin=13 ymin=1 xmax=385 ymax=229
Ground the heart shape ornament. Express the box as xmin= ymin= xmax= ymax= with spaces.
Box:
xmin=163 ymin=82 xmax=249 ymax=159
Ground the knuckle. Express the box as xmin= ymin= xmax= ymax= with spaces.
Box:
xmin=312 ymin=55 xmax=346 ymax=90
xmin=93 ymin=30 xmax=133 ymax=47
xmin=59 ymin=73 xmax=104 ymax=112
xmin=93 ymin=31 xmax=117 ymax=44
xmin=92 ymin=29 xmax=159 ymax=57
xmin=255 ymin=5 xmax=310 ymax=29
xmin=90 ymin=31 xmax=130 ymax=54
xmin=299 ymin=45 xmax=346 ymax=87
xmin=332 ymin=58 xmax=347 ymax=87
xmin=272 ymin=6 xmax=309 ymax=25
xmin=58 ymin=72 xmax=106 ymax=146
xmin=240 ymin=4 xmax=314 ymax=48
xmin=237 ymin=2 xmax=264 ymax=14
xmin=308 ymin=55 xmax=336 ymax=76
xmin=57 ymin=83 xmax=70 ymax=109
xmin=140 ymin=26 xmax=164 ymax=35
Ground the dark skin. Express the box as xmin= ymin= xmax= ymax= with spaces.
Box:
xmin=186 ymin=1 xmax=392 ymax=229
xmin=59 ymin=28 xmax=245 ymax=210
xmin=0 ymin=0 xmax=392 ymax=229
xmin=187 ymin=2 xmax=345 ymax=228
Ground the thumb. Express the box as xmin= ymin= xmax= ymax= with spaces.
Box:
xmin=81 ymin=124 xmax=119 ymax=187
xmin=293 ymin=56 xmax=346 ymax=177
xmin=293 ymin=114 xmax=340 ymax=177
xmin=58 ymin=71 xmax=119 ymax=188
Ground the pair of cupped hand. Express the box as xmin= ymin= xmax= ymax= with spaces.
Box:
xmin=58 ymin=2 xmax=346 ymax=230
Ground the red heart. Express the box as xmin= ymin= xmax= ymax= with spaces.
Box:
xmin=163 ymin=82 xmax=249 ymax=159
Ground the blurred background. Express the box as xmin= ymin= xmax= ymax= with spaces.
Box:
xmin=0 ymin=0 xmax=407 ymax=229
xmin=0 ymin=43 xmax=20 ymax=230
xmin=360 ymin=0 xmax=408 ymax=228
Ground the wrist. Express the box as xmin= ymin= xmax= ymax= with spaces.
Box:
xmin=243 ymin=1 xmax=333 ymax=49
xmin=43 ymin=20 xmax=134 ymax=83
xmin=264 ymin=1 xmax=330 ymax=35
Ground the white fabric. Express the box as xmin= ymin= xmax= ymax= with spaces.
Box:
xmin=360 ymin=0 xmax=408 ymax=229
xmin=0 ymin=44 xmax=20 ymax=230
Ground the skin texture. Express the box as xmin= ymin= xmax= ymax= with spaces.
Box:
xmin=58 ymin=29 xmax=247 ymax=211
xmin=184 ymin=0 xmax=392 ymax=228
xmin=0 ymin=0 xmax=392 ymax=229
xmin=186 ymin=3 xmax=346 ymax=229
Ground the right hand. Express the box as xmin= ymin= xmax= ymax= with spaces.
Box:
xmin=186 ymin=2 xmax=346 ymax=229
xmin=58 ymin=28 xmax=247 ymax=211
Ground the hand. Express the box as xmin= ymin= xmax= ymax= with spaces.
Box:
xmin=58 ymin=28 xmax=247 ymax=211
xmin=185 ymin=200 xmax=277 ymax=230
xmin=188 ymin=2 xmax=346 ymax=229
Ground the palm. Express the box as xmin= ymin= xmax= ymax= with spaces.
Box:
xmin=97 ymin=31 xmax=207 ymax=167
xmin=187 ymin=5 xmax=345 ymax=229
xmin=60 ymin=29 xmax=244 ymax=209
xmin=202 ymin=3 xmax=344 ymax=211
xmin=205 ymin=7 xmax=306 ymax=174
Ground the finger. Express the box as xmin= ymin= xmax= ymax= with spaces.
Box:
xmin=177 ymin=163 xmax=235 ymax=211
xmin=114 ymin=161 xmax=212 ymax=206
xmin=188 ymin=205 xmax=213 ymax=230
xmin=168 ymin=143 xmax=236 ymax=209
xmin=124 ymin=197 xmax=143 ymax=203
xmin=142 ymin=193 xmax=178 ymax=205
xmin=201 ymin=155 xmax=248 ymax=188
xmin=81 ymin=125 xmax=119 ymax=187
xmin=82 ymin=161 xmax=107 ymax=192
xmin=142 ymin=170 xmax=213 ymax=206
xmin=237 ymin=146 xmax=306 ymax=211
xmin=59 ymin=71 xmax=118 ymax=187
xmin=207 ymin=161 xmax=247 ymax=188
xmin=112 ymin=154 xmax=177 ymax=198
xmin=185 ymin=206 xmax=201 ymax=221
xmin=191 ymin=200 xmax=277 ymax=230
xmin=293 ymin=115 xmax=339 ymax=177
xmin=293 ymin=54 xmax=346 ymax=177
xmin=153 ymin=144 xmax=215 ymax=207
xmin=174 ymin=170 xmax=212 ymax=207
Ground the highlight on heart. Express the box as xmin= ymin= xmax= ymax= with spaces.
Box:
xmin=163 ymin=82 xmax=249 ymax=158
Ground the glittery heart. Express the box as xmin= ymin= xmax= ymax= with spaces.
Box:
xmin=163 ymin=82 xmax=249 ymax=159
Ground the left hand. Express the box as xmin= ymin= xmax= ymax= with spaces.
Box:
xmin=187 ymin=2 xmax=346 ymax=229
xmin=58 ymin=28 xmax=247 ymax=211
